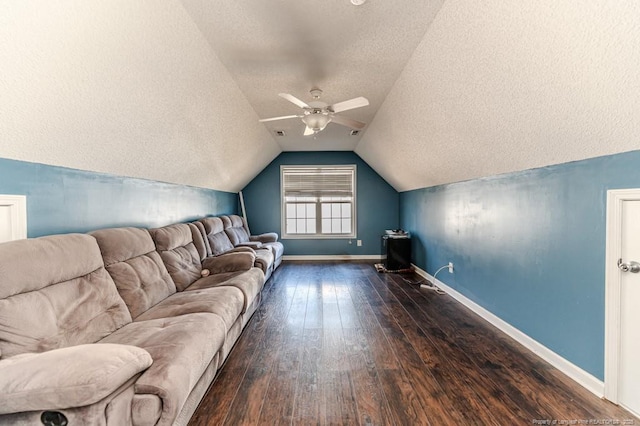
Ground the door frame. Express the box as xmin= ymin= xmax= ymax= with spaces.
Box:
xmin=604 ymin=188 xmax=640 ymax=402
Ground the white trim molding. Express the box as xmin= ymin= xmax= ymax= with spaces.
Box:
xmin=283 ymin=255 xmax=382 ymax=261
xmin=412 ymin=263 xmax=605 ymax=397
xmin=603 ymin=188 xmax=640 ymax=404
xmin=0 ymin=194 xmax=27 ymax=243
xmin=280 ymin=164 xmax=357 ymax=240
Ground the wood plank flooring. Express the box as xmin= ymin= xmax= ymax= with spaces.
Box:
xmin=189 ymin=262 xmax=638 ymax=425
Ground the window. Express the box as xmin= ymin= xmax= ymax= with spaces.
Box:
xmin=281 ymin=165 xmax=356 ymax=239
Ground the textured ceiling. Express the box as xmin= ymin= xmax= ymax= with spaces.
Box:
xmin=357 ymin=0 xmax=640 ymax=191
xmin=180 ymin=0 xmax=444 ymax=151
xmin=1 ymin=1 xmax=639 ymax=194
xmin=0 ymin=1 xmax=280 ymax=193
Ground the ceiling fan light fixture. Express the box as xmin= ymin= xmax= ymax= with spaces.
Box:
xmin=350 ymin=0 xmax=366 ymax=5
xmin=301 ymin=111 xmax=331 ymax=133
xmin=262 ymin=89 xmax=368 ymax=136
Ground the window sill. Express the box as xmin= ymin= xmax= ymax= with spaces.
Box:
xmin=283 ymin=234 xmax=357 ymax=240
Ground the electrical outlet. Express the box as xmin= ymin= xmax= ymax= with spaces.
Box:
xmin=357 ymin=240 xmax=362 ymax=247
xmin=448 ymin=262 xmax=454 ymax=273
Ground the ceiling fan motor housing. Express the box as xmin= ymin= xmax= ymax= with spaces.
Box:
xmin=310 ymin=88 xmax=323 ymax=99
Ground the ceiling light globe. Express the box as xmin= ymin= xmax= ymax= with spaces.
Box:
xmin=302 ymin=112 xmax=331 ymax=132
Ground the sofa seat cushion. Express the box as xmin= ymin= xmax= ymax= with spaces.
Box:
xmin=135 ymin=286 xmax=245 ymax=332
xmin=262 ymin=241 xmax=284 ymax=262
xmin=100 ymin=313 xmax=225 ymax=426
xmin=185 ymin=267 xmax=265 ymax=314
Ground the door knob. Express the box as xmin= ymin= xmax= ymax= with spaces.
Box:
xmin=618 ymin=258 xmax=640 ymax=273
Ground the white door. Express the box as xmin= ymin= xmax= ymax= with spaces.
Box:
xmin=0 ymin=204 xmax=13 ymax=243
xmin=605 ymin=190 xmax=640 ymax=418
xmin=617 ymin=200 xmax=640 ymax=416
xmin=0 ymin=195 xmax=27 ymax=243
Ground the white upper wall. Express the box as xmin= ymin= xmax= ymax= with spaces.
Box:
xmin=0 ymin=1 xmax=280 ymax=193
xmin=356 ymin=0 xmax=640 ymax=192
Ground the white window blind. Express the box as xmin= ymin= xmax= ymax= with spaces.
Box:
xmin=282 ymin=167 xmax=354 ymax=197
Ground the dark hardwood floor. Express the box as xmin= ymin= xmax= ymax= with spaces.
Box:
xmin=189 ymin=262 xmax=638 ymax=425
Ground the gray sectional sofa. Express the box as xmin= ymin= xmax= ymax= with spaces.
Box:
xmin=197 ymin=215 xmax=284 ymax=281
xmin=0 ymin=215 xmax=283 ymax=425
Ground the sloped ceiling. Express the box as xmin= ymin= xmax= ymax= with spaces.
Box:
xmin=357 ymin=0 xmax=640 ymax=191
xmin=179 ymin=0 xmax=444 ymax=152
xmin=1 ymin=1 xmax=639 ymax=193
xmin=0 ymin=1 xmax=280 ymax=193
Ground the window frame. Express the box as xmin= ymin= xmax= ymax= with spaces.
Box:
xmin=281 ymin=165 xmax=357 ymax=239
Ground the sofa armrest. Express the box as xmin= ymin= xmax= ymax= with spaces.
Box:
xmin=202 ymin=251 xmax=256 ymax=275
xmin=250 ymin=232 xmax=279 ymax=243
xmin=227 ymin=246 xmax=255 ymax=254
xmin=0 ymin=344 xmax=152 ymax=415
xmin=236 ymin=241 xmax=263 ymax=249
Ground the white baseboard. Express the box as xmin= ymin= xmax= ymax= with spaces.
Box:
xmin=283 ymin=255 xmax=383 ymax=261
xmin=412 ymin=264 xmax=605 ymax=397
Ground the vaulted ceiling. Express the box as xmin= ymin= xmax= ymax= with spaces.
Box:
xmin=180 ymin=0 xmax=444 ymax=153
xmin=1 ymin=1 xmax=639 ymax=193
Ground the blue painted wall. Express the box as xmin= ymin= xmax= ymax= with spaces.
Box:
xmin=242 ymin=151 xmax=399 ymax=256
xmin=0 ymin=157 xmax=237 ymax=237
xmin=400 ymin=150 xmax=640 ymax=380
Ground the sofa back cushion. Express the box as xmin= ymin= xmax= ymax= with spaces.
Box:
xmin=149 ymin=224 xmax=202 ymax=291
xmin=200 ymin=217 xmax=235 ymax=255
xmin=91 ymin=228 xmax=177 ymax=319
xmin=189 ymin=222 xmax=209 ymax=261
xmin=0 ymin=234 xmax=132 ymax=357
xmin=222 ymin=215 xmax=250 ymax=246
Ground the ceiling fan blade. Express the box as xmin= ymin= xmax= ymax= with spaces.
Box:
xmin=303 ymin=126 xmax=315 ymax=136
xmin=258 ymin=114 xmax=300 ymax=123
xmin=330 ymin=114 xmax=366 ymax=130
xmin=279 ymin=93 xmax=309 ymax=109
xmin=330 ymin=96 xmax=369 ymax=113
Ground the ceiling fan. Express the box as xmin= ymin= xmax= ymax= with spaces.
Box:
xmin=259 ymin=88 xmax=369 ymax=136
